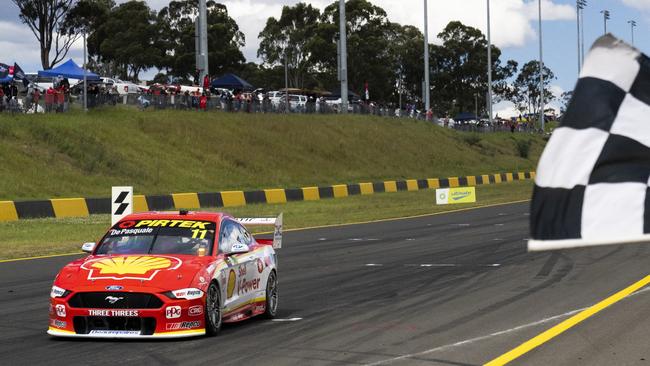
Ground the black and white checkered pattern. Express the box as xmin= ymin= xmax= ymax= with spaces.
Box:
xmin=529 ymin=35 xmax=650 ymax=251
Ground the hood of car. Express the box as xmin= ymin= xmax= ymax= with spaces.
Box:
xmin=55 ymin=254 xmax=215 ymax=292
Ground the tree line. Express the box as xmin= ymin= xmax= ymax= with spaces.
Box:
xmin=12 ymin=0 xmax=556 ymax=116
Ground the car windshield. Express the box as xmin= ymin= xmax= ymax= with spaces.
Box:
xmin=95 ymin=219 xmax=216 ymax=256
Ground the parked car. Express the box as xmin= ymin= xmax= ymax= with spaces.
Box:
xmin=288 ymin=94 xmax=307 ymax=111
xmin=101 ymin=77 xmax=144 ymax=95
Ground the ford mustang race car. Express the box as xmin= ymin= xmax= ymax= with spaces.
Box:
xmin=47 ymin=211 xmax=282 ymax=338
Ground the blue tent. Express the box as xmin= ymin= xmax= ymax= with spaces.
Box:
xmin=38 ymin=59 xmax=99 ymax=80
xmin=211 ymin=73 xmax=253 ymax=90
xmin=455 ymin=112 xmax=478 ymax=122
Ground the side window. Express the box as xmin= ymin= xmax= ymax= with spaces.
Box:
xmin=218 ymin=220 xmax=253 ymax=253
xmin=219 ymin=220 xmax=237 ymax=253
xmin=235 ymin=223 xmax=253 ymax=246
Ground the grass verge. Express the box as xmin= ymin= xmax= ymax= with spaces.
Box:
xmin=0 ymin=109 xmax=543 ymax=200
xmin=0 ymin=181 xmax=532 ymax=260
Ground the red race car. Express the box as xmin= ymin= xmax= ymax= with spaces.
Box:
xmin=47 ymin=210 xmax=282 ymax=338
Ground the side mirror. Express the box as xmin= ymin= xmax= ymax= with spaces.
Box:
xmin=225 ymin=243 xmax=249 ymax=255
xmin=81 ymin=242 xmax=95 ymax=253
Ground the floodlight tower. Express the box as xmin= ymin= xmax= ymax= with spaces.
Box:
xmin=196 ymin=0 xmax=209 ymax=84
xmin=600 ymin=10 xmax=610 ymax=35
xmin=487 ymin=0 xmax=493 ymax=124
xmin=628 ymin=20 xmax=637 ymax=45
xmin=538 ymin=0 xmax=545 ymax=131
xmin=339 ymin=0 xmax=348 ymax=113
xmin=423 ymin=0 xmax=430 ymax=113
xmin=577 ymin=0 xmax=587 ymax=73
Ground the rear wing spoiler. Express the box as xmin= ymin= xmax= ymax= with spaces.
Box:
xmin=236 ymin=213 xmax=283 ymax=249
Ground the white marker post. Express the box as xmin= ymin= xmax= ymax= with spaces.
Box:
xmin=111 ymin=186 xmax=133 ymax=226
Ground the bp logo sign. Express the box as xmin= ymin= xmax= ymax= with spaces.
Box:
xmin=436 ymin=187 xmax=476 ymax=205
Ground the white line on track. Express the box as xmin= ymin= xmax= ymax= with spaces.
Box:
xmin=363 ymin=285 xmax=650 ymax=365
xmin=271 ymin=318 xmax=303 ymax=322
xmin=373 ymin=264 xmax=502 ymax=268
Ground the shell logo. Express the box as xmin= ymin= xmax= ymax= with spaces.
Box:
xmin=82 ymin=256 xmax=182 ymax=281
xmin=226 ymin=269 xmax=236 ymax=299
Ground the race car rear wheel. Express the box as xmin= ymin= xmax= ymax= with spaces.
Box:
xmin=205 ymin=282 xmax=222 ymax=336
xmin=264 ymin=270 xmax=278 ymax=318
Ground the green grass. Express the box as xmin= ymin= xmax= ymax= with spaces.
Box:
xmin=0 ymin=109 xmax=544 ymax=200
xmin=0 ymin=180 xmax=533 ymax=260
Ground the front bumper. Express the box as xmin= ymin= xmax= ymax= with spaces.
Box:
xmin=47 ymin=327 xmax=205 ymax=339
xmin=48 ymin=292 xmax=206 ymax=339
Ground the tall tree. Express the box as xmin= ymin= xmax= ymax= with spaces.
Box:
xmin=12 ymin=0 xmax=80 ymax=69
xmin=319 ymin=0 xmax=398 ymax=102
xmin=158 ymin=0 xmax=245 ymax=81
xmin=257 ymin=2 xmax=322 ymax=90
xmin=94 ymin=1 xmax=163 ymax=81
xmin=429 ymin=21 xmax=517 ymax=116
xmin=510 ymin=60 xmax=556 ymax=115
xmin=62 ymin=0 xmax=113 ymax=34
xmin=392 ymin=24 xmax=424 ymax=106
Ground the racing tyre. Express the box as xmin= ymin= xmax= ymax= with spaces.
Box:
xmin=264 ymin=270 xmax=278 ymax=318
xmin=205 ymin=282 xmax=222 ymax=336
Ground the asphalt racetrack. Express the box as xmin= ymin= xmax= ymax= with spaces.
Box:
xmin=3 ymin=201 xmax=650 ymax=365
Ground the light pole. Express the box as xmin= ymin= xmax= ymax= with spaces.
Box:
xmin=580 ymin=1 xmax=585 ymax=62
xmin=423 ymin=0 xmax=430 ymax=114
xmin=339 ymin=0 xmax=348 ymax=114
xmin=601 ymin=10 xmax=610 ymax=35
xmin=628 ymin=20 xmax=637 ymax=45
xmin=538 ymin=0 xmax=545 ymax=131
xmin=487 ymin=0 xmax=493 ymax=124
xmin=577 ymin=0 xmax=587 ymax=73
xmin=83 ymin=31 xmax=87 ymax=112
xmin=284 ymin=48 xmax=289 ymax=113
xmin=198 ymin=0 xmax=209 ymax=83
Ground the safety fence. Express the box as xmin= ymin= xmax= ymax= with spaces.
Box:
xmin=0 ymin=171 xmax=535 ymax=222
xmin=0 ymin=93 xmax=542 ymax=133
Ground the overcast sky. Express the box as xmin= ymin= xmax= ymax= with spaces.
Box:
xmin=2 ymin=0 xmax=649 ymax=115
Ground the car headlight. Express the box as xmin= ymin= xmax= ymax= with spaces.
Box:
xmin=163 ymin=288 xmax=204 ymax=300
xmin=50 ymin=285 xmax=71 ymax=298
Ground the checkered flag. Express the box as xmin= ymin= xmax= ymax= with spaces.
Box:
xmin=529 ymin=35 xmax=650 ymax=251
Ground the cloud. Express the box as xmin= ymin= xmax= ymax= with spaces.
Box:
xmin=621 ymin=0 xmax=650 ymax=11
xmin=6 ymin=0 xmax=575 ymax=75
xmin=124 ymin=0 xmax=575 ymax=59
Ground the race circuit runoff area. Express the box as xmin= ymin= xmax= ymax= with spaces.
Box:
xmin=2 ymin=201 xmax=650 ymax=365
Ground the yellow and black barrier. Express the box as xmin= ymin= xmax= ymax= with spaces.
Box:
xmin=0 ymin=171 xmax=535 ymax=222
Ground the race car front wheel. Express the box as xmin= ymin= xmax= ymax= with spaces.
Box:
xmin=205 ymin=282 xmax=222 ymax=336
xmin=264 ymin=270 xmax=278 ymax=318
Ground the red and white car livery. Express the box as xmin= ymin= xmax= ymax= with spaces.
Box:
xmin=48 ymin=211 xmax=282 ymax=338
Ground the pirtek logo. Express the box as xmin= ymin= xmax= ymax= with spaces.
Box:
xmin=113 ymin=191 xmax=130 ymax=215
xmin=105 ymin=296 xmax=124 ymax=304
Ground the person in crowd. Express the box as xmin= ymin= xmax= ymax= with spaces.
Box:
xmin=137 ymin=94 xmax=150 ymax=110
xmin=220 ymin=91 xmax=228 ymax=111
xmin=199 ymin=93 xmax=207 ymax=111
xmin=203 ymin=74 xmax=210 ymax=92
xmin=0 ymin=85 xmax=5 ymax=112
xmin=9 ymin=82 xmax=18 ymax=100
xmin=45 ymin=86 xmax=55 ymax=112
xmin=183 ymin=90 xmax=191 ymax=110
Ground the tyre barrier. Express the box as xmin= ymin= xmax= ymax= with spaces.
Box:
xmin=0 ymin=171 xmax=535 ymax=222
